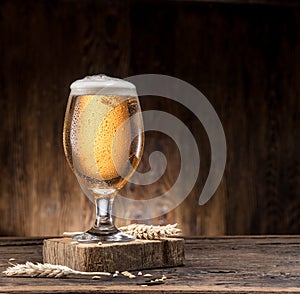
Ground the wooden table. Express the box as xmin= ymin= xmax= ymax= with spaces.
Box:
xmin=0 ymin=236 xmax=299 ymax=293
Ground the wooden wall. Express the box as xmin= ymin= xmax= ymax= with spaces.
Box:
xmin=0 ymin=0 xmax=299 ymax=236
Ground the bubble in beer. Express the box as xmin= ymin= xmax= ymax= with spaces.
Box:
xmin=63 ymin=75 xmax=143 ymax=191
xmin=94 ymin=100 xmax=131 ymax=180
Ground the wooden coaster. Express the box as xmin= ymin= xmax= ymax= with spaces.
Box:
xmin=43 ymin=237 xmax=184 ymax=272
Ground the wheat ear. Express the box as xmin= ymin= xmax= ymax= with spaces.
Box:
xmin=3 ymin=261 xmax=111 ymax=278
xmin=118 ymin=223 xmax=181 ymax=240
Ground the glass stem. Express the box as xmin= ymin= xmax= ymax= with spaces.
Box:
xmin=88 ymin=197 xmax=118 ymax=235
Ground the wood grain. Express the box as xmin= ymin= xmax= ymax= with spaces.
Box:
xmin=0 ymin=0 xmax=299 ymax=236
xmin=43 ymin=237 xmax=184 ymax=272
xmin=1 ymin=236 xmax=300 ymax=293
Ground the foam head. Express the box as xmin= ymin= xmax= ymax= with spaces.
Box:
xmin=70 ymin=74 xmax=137 ymax=96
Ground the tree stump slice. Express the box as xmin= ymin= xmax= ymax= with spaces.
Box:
xmin=43 ymin=238 xmax=184 ymax=272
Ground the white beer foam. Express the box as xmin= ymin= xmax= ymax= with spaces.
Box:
xmin=70 ymin=74 xmax=137 ymax=96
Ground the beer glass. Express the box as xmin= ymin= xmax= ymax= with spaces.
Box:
xmin=63 ymin=75 xmax=144 ymax=242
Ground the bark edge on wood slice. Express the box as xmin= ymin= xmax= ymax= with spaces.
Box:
xmin=43 ymin=238 xmax=184 ymax=272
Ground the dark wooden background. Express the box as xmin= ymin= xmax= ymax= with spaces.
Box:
xmin=0 ymin=0 xmax=299 ymax=236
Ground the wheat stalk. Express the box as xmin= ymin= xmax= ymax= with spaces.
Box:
xmin=118 ymin=223 xmax=181 ymax=240
xmin=3 ymin=261 xmax=111 ymax=278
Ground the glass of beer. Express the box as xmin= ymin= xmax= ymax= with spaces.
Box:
xmin=63 ymin=75 xmax=144 ymax=242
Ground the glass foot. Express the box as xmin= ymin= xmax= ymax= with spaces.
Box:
xmin=72 ymin=230 xmax=135 ymax=243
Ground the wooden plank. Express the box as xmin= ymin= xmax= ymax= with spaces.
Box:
xmin=0 ymin=0 xmax=299 ymax=238
xmin=43 ymin=238 xmax=184 ymax=272
xmin=0 ymin=285 xmax=300 ymax=293
xmin=1 ymin=237 xmax=300 ymax=293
